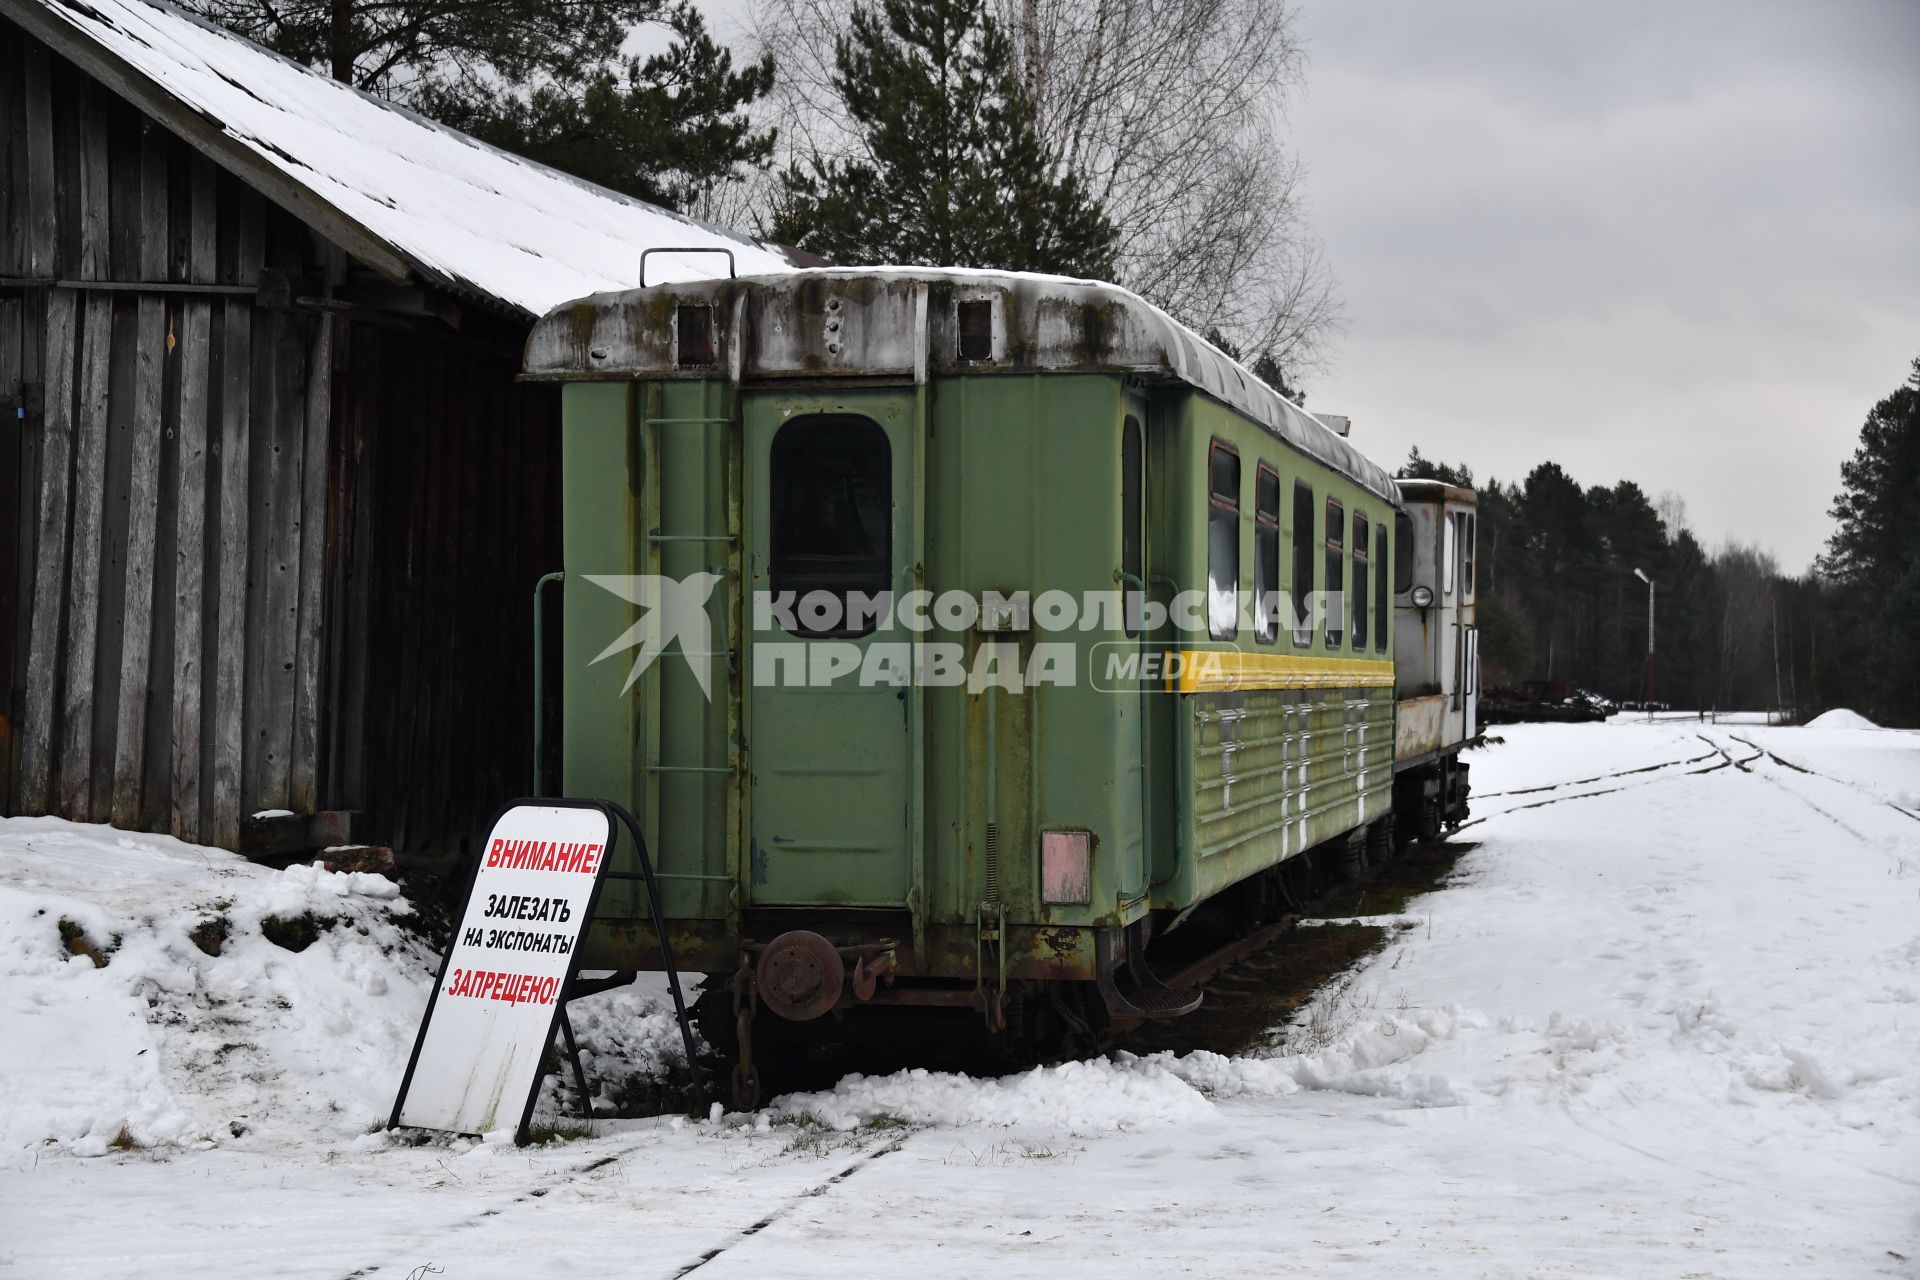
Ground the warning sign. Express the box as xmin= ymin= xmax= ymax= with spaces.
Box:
xmin=391 ymin=800 xmax=613 ymax=1140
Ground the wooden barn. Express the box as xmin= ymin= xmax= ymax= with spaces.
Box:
xmin=0 ymin=0 xmax=791 ymax=867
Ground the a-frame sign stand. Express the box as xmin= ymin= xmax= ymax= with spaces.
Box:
xmin=389 ymin=798 xmax=705 ymax=1144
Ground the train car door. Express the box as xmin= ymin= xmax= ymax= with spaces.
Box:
xmin=744 ymin=390 xmax=917 ymax=907
xmin=1119 ymin=399 xmax=1151 ymax=886
xmin=1453 ymin=508 xmax=1478 ymax=742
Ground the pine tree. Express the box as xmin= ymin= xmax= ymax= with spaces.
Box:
xmin=1398 ymin=447 xmax=1474 ymax=489
xmin=418 ymin=4 xmax=776 ymax=214
xmin=1819 ymin=355 xmax=1920 ymax=596
xmin=183 ymin=0 xmax=655 ymax=93
xmin=766 ymin=0 xmax=1116 ymax=277
xmin=179 ymin=0 xmax=776 ymax=212
xmin=1819 ymin=354 xmax=1920 ymax=723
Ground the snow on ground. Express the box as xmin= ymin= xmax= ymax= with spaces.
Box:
xmin=1809 ymin=708 xmax=1882 ymax=731
xmin=0 ymin=820 xmax=433 ymax=1155
xmin=1471 ymin=718 xmax=1721 ymax=796
xmin=5 ymin=717 xmax=1919 ymax=1277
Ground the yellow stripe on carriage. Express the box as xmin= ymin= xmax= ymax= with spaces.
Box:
xmin=1166 ymin=651 xmax=1397 ymax=694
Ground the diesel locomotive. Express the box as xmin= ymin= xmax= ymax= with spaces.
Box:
xmin=522 ymin=269 xmax=1478 ymax=1102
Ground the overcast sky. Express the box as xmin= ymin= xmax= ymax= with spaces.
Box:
xmin=1288 ymin=0 xmax=1920 ymax=569
xmin=696 ymin=0 xmax=1917 ymax=568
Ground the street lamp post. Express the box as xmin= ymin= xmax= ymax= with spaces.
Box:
xmin=1633 ymin=568 xmax=1655 ymax=716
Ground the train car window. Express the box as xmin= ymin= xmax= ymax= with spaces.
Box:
xmin=1373 ymin=524 xmax=1389 ymax=652
xmin=1291 ymin=480 xmax=1314 ymax=646
xmin=1443 ymin=511 xmax=1456 ymax=595
xmin=957 ymin=300 xmax=993 ymax=361
xmin=770 ymin=414 xmax=891 ymax=637
xmin=1324 ymin=498 xmax=1345 ymax=648
xmin=675 ymin=304 xmax=715 ymax=366
xmin=1463 ymin=512 xmax=1477 ymax=598
xmin=1352 ymin=513 xmax=1369 ymax=651
xmin=1254 ymin=464 xmax=1280 ymax=643
xmin=1207 ymin=440 xmax=1240 ymax=641
xmin=1122 ymin=417 xmax=1143 ymax=637
xmin=1394 ymin=510 xmax=1414 ymax=594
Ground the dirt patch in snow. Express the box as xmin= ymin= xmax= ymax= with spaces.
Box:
xmin=1117 ymin=841 xmax=1478 ymax=1060
xmin=1116 ymin=922 xmax=1388 ymax=1059
xmin=1312 ymin=838 xmax=1479 ymax=920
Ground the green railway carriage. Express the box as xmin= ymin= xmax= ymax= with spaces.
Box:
xmin=522 ymin=269 xmax=1408 ymax=1085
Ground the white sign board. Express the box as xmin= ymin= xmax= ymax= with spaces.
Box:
xmin=392 ymin=801 xmax=612 ymax=1139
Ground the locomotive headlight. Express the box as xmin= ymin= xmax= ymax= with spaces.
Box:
xmin=1411 ymin=585 xmax=1434 ymax=608
xmin=1040 ymin=831 xmax=1092 ymax=906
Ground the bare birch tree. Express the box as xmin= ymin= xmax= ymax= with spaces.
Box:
xmin=1713 ymin=542 xmax=1778 ymax=712
xmin=748 ymin=0 xmax=1340 ymax=381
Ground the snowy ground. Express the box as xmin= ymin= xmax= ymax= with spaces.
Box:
xmin=4 ymin=715 xmax=1917 ymax=1277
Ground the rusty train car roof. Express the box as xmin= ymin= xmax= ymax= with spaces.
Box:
xmin=524 ymin=268 xmax=1402 ymax=504
xmin=1396 ymin=478 xmax=1480 ymax=506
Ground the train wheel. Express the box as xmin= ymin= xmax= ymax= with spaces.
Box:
xmin=1278 ymin=851 xmax=1317 ymax=908
xmin=1334 ymin=836 xmax=1367 ymax=881
xmin=1367 ymin=817 xmax=1396 ymax=865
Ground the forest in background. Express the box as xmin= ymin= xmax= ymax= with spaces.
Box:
xmin=178 ymin=0 xmax=1338 ymax=391
xmin=1406 ymin=354 xmax=1920 ymax=727
xmin=159 ymin=2 xmax=1915 ymax=727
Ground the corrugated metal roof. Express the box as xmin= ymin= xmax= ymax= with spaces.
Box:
xmin=6 ymin=0 xmax=796 ymax=317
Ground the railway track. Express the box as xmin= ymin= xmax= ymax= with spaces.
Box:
xmin=577 ymin=835 xmax=1482 ymax=1113
xmin=642 ymin=727 xmax=1882 ymax=1107
xmin=348 ymin=841 xmax=1484 ymax=1276
xmin=1456 ymin=736 xmax=1758 ymax=830
xmin=1726 ymin=732 xmax=1920 ymax=825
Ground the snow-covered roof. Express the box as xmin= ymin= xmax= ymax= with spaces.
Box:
xmin=5 ymin=0 xmax=796 ymax=318
xmin=525 ymin=267 xmax=1404 ymax=503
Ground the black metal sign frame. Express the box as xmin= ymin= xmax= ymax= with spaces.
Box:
xmin=388 ymin=797 xmax=705 ymax=1145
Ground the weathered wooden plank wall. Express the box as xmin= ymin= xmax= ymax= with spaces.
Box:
xmin=2 ymin=34 xmax=320 ymax=842
xmin=3 ymin=24 xmax=562 ymax=868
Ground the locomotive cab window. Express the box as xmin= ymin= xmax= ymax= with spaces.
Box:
xmin=770 ymin=414 xmax=891 ymax=637
xmin=1291 ymin=480 xmax=1314 ymax=646
xmin=1254 ymin=464 xmax=1280 ymax=643
xmin=1394 ymin=510 xmax=1414 ymax=594
xmin=1463 ymin=512 xmax=1477 ymax=598
xmin=1207 ymin=440 xmax=1240 ymax=641
xmin=1324 ymin=499 xmax=1345 ymax=648
xmin=1352 ymin=513 xmax=1369 ymax=652
xmin=1373 ymin=523 xmax=1389 ymax=652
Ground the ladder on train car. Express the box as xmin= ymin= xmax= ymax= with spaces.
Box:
xmin=635 ymin=374 xmax=747 ymax=937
